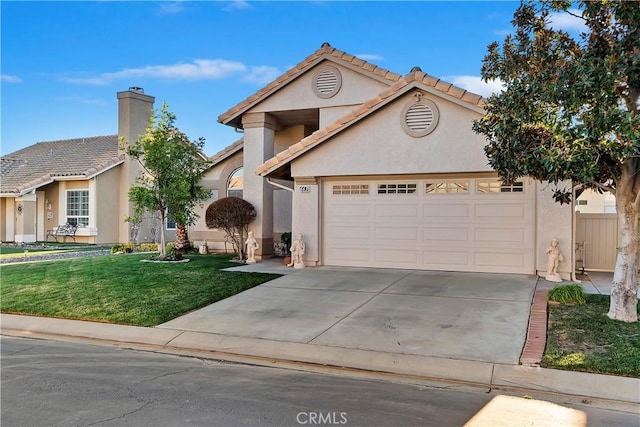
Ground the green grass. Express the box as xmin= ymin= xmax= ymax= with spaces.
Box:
xmin=543 ymin=294 xmax=640 ymax=378
xmin=0 ymin=253 xmax=280 ymax=327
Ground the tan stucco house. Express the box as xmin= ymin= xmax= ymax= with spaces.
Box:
xmin=0 ymin=88 xmax=177 ymax=245
xmin=190 ymin=43 xmax=576 ymax=278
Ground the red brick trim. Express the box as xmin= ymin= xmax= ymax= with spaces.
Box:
xmin=520 ymin=289 xmax=549 ymax=365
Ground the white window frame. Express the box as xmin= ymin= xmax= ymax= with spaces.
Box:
xmin=377 ymin=183 xmax=418 ymax=195
xmin=227 ymin=167 xmax=243 ymax=198
xmin=477 ymin=180 xmax=525 ymax=193
xmin=65 ymin=189 xmax=89 ymax=227
xmin=425 ymin=181 xmax=469 ymax=194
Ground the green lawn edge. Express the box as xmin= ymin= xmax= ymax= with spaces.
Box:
xmin=0 ymin=253 xmax=280 ymax=327
xmin=542 ymin=294 xmax=640 ymax=378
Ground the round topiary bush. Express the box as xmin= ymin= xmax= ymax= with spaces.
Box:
xmin=205 ymin=197 xmax=256 ymax=261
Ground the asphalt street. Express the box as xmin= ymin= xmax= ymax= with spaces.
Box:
xmin=1 ymin=336 xmax=638 ymax=427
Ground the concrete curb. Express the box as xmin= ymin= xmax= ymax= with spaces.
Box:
xmin=2 ymin=313 xmax=638 ymax=404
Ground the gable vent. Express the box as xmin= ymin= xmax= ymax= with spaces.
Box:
xmin=401 ymin=94 xmax=439 ymax=137
xmin=405 ymin=103 xmax=434 ymax=131
xmin=313 ymin=65 xmax=342 ymax=99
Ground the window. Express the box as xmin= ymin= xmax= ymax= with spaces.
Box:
xmin=166 ymin=218 xmax=176 ymax=230
xmin=66 ymin=190 xmax=89 ymax=227
xmin=227 ymin=167 xmax=243 ymax=198
xmin=377 ymin=183 xmax=417 ymax=194
xmin=332 ymin=184 xmax=369 ymax=195
xmin=577 ymin=200 xmax=588 ymax=205
xmin=425 ymin=182 xmax=469 ymax=194
xmin=477 ymin=181 xmax=524 ymax=193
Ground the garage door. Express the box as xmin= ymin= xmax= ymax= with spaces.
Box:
xmin=322 ymin=177 xmax=535 ymax=274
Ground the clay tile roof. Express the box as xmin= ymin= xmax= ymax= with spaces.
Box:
xmin=1 ymin=135 xmax=123 ymax=195
xmin=218 ymin=43 xmax=401 ymax=126
xmin=256 ymin=70 xmax=487 ymax=177
xmin=209 ymin=138 xmax=244 ymax=166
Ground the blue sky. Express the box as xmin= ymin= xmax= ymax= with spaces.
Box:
xmin=1 ymin=1 xmax=585 ymax=157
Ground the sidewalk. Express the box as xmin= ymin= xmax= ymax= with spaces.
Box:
xmin=1 ymin=264 xmax=637 ymax=406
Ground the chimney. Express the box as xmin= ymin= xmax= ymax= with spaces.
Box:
xmin=116 ymin=88 xmax=155 ymax=244
xmin=117 ymin=87 xmax=155 ymax=148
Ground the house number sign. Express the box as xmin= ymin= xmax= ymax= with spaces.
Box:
xmin=298 ymin=185 xmax=311 ymax=193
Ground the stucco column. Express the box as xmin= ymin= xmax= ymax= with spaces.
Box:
xmin=536 ymin=180 xmax=573 ymax=280
xmin=15 ymin=193 xmax=36 ymax=243
xmin=291 ymin=177 xmax=319 ymax=266
xmin=242 ymin=112 xmax=276 ymax=257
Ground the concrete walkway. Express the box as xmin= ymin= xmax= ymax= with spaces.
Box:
xmin=1 ymin=262 xmax=637 ymax=405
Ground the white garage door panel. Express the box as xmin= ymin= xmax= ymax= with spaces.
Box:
xmin=375 ymin=226 xmax=419 ymax=240
xmin=375 ymin=204 xmax=418 ymax=218
xmin=323 ymin=178 xmax=535 ymax=274
xmin=424 ymin=204 xmax=470 ymax=218
xmin=475 ymin=228 xmax=526 ymax=244
xmin=423 ymin=227 xmax=469 ymax=242
xmin=423 ymin=250 xmax=471 ymax=266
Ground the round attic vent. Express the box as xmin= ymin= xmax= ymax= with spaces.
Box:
xmin=313 ymin=65 xmax=342 ymax=99
xmin=401 ymin=93 xmax=439 ymax=137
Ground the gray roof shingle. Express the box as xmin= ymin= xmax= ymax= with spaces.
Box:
xmin=1 ymin=135 xmax=123 ymax=195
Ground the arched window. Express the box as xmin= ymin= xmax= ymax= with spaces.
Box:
xmin=227 ymin=167 xmax=243 ymax=198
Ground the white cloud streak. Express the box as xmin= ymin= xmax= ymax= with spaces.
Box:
xmin=2 ymin=74 xmax=22 ymax=83
xmin=448 ymin=75 xmax=505 ymax=97
xmin=61 ymin=59 xmax=248 ymax=85
xmin=355 ymin=54 xmax=384 ymax=62
xmin=222 ymin=0 xmax=252 ymax=12
xmin=157 ymin=2 xmax=187 ymax=15
xmin=242 ymin=66 xmax=283 ymax=85
xmin=549 ymin=9 xmax=587 ymax=32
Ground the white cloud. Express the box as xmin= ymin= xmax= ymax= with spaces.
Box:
xmin=157 ymin=2 xmax=187 ymax=15
xmin=355 ymin=53 xmax=384 ymax=62
xmin=1 ymin=74 xmax=22 ymax=83
xmin=242 ymin=66 xmax=283 ymax=85
xmin=55 ymin=96 xmax=108 ymax=106
xmin=61 ymin=59 xmax=248 ymax=85
xmin=448 ymin=75 xmax=505 ymax=97
xmin=222 ymin=0 xmax=252 ymax=12
xmin=549 ymin=9 xmax=586 ymax=32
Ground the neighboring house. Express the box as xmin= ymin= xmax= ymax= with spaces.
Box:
xmin=0 ymin=88 xmax=176 ymax=245
xmin=575 ymin=189 xmax=616 ymax=214
xmin=191 ymin=43 xmax=575 ymax=278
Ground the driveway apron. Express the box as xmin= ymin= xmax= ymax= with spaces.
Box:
xmin=157 ymin=266 xmax=538 ymax=365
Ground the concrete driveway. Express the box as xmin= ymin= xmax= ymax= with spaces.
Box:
xmin=159 ymin=265 xmax=538 ymax=365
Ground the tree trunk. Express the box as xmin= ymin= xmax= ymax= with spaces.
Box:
xmin=607 ymin=165 xmax=639 ymax=322
xmin=158 ymin=211 xmax=167 ymax=257
xmin=175 ymin=224 xmax=191 ymax=254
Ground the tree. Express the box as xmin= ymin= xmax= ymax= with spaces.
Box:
xmin=205 ymin=197 xmax=256 ymax=261
xmin=473 ymin=1 xmax=639 ymax=322
xmin=123 ymin=103 xmax=211 ymax=258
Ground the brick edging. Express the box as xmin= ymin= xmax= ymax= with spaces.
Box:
xmin=520 ymin=288 xmax=549 ymax=365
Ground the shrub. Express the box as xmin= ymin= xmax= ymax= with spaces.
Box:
xmin=124 ymin=243 xmax=135 ymax=253
xmin=166 ymin=242 xmax=175 ymax=256
xmin=111 ymin=243 xmax=125 ymax=254
xmin=138 ymin=243 xmax=159 ymax=252
xmin=548 ymin=283 xmax=587 ymax=305
xmin=205 ymin=197 xmax=256 ymax=261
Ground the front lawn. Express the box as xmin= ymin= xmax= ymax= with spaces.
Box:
xmin=0 ymin=253 xmax=280 ymax=327
xmin=542 ymin=294 xmax=640 ymax=378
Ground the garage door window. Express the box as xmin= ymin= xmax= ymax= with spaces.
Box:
xmin=477 ymin=181 xmax=524 ymax=193
xmin=377 ymin=183 xmax=417 ymax=194
xmin=332 ymin=184 xmax=369 ymax=195
xmin=425 ymin=182 xmax=469 ymax=194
